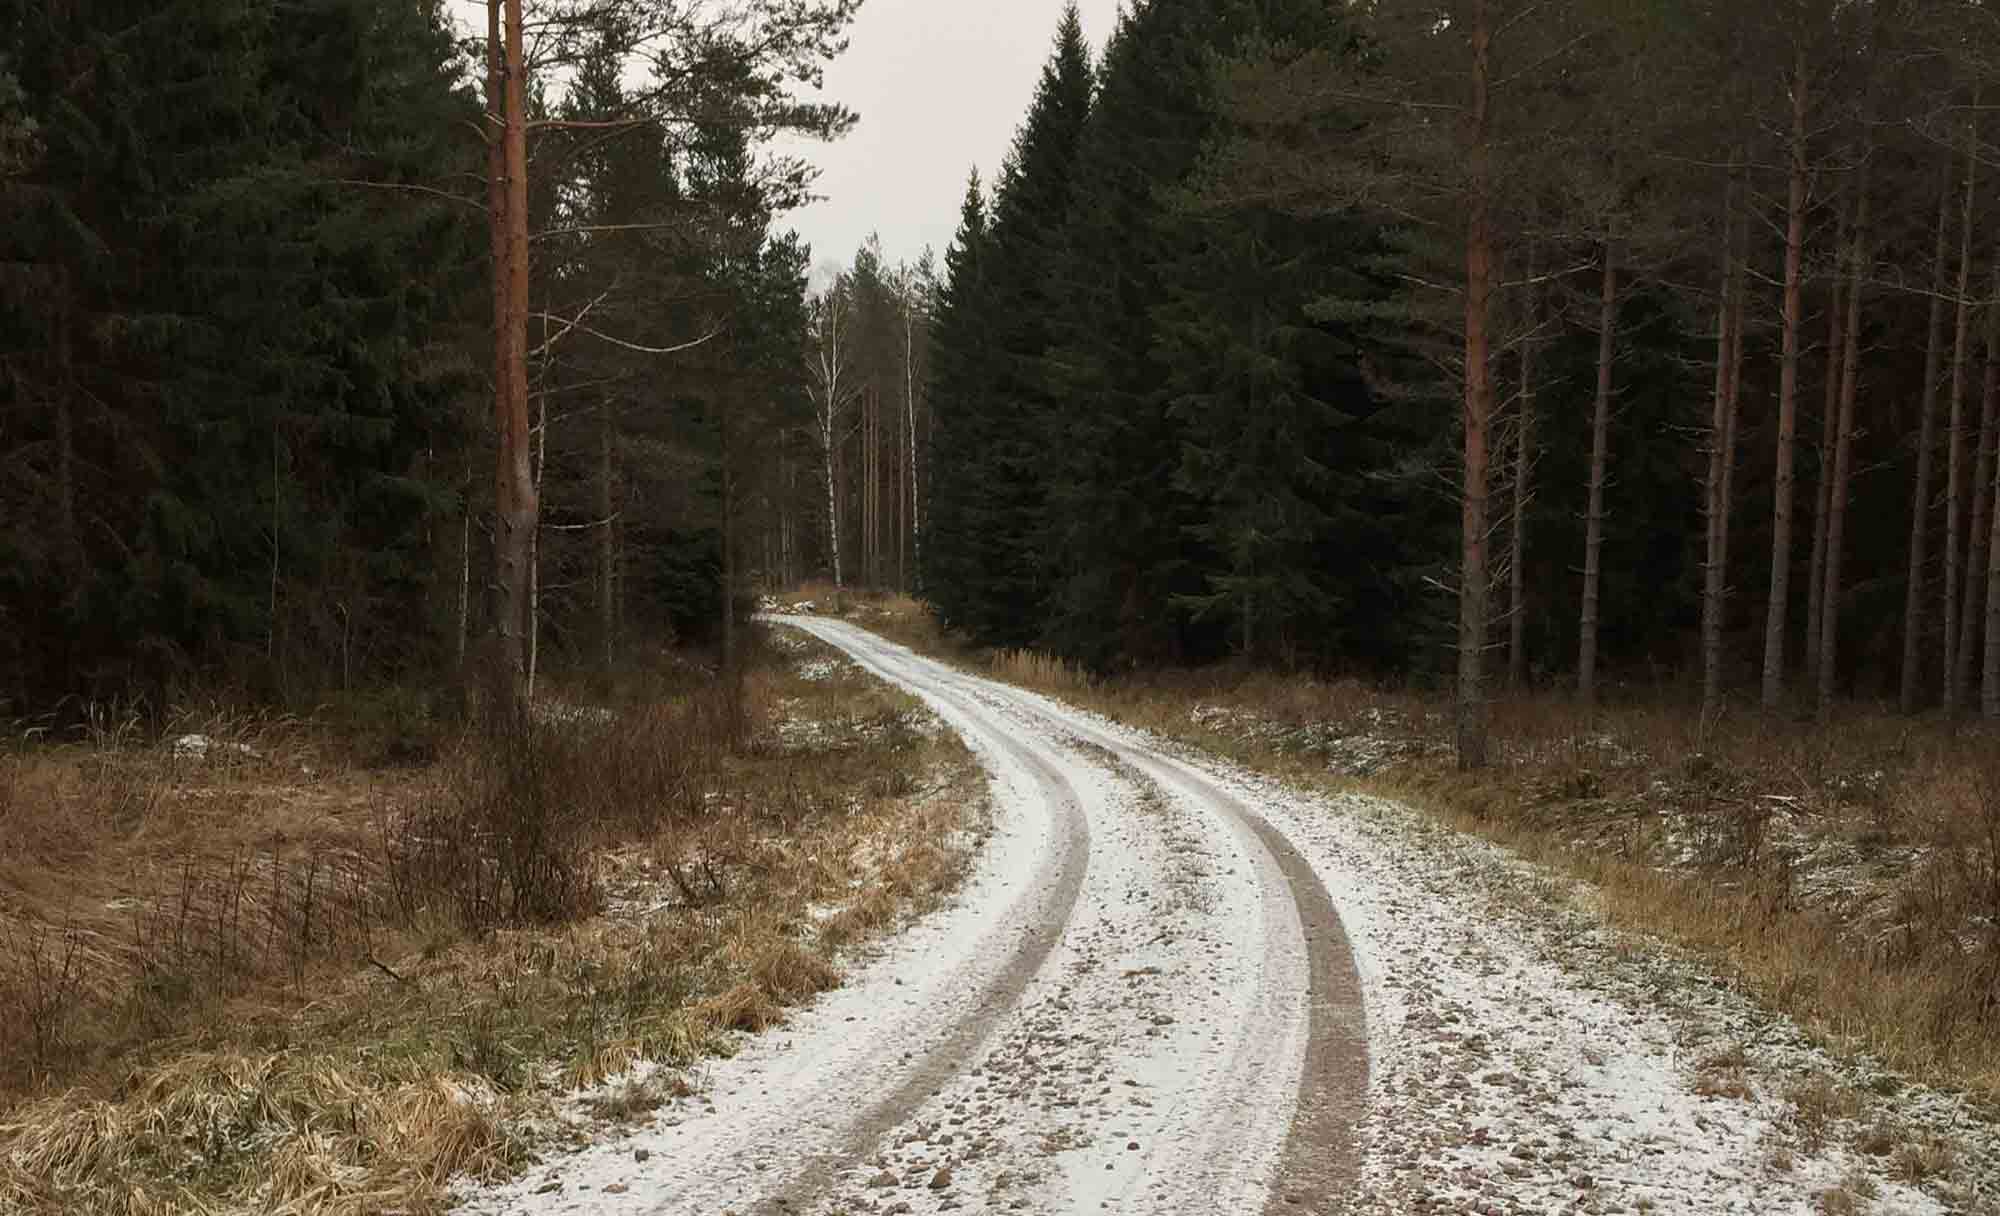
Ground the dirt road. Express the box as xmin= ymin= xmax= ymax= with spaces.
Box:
xmin=463 ymin=619 xmax=1993 ymax=1216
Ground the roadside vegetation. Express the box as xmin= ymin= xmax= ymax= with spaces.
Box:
xmin=791 ymin=585 xmax=2000 ymax=1114
xmin=0 ymin=625 xmax=982 ymax=1216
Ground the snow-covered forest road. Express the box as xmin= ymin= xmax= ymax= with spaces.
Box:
xmin=464 ymin=619 xmax=1993 ymax=1216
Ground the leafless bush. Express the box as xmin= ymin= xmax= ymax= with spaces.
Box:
xmin=380 ymin=683 xmax=753 ymax=934
xmin=0 ymin=922 xmax=88 ymax=1080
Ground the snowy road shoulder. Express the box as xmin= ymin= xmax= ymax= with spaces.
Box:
xmin=1233 ymin=775 xmax=1998 ymax=1215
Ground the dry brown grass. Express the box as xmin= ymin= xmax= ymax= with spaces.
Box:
xmin=989 ymin=649 xmax=1096 ymax=695
xmin=0 ymin=624 xmax=983 ymax=1215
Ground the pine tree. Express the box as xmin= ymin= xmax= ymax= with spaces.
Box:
xmin=971 ymin=5 xmax=1095 ymax=649
xmin=1157 ymin=198 xmax=1365 ymax=666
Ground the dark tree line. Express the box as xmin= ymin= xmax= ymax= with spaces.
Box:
xmin=918 ymin=0 xmax=2000 ymax=765
xmin=0 ymin=0 xmax=855 ymax=715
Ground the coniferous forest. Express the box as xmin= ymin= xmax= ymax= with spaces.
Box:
xmin=0 ymin=0 xmax=854 ymax=714
xmin=895 ymin=0 xmax=2000 ymax=767
xmin=11 ymin=0 xmax=2000 ymax=766
xmin=16 ymin=3 xmax=2000 ymax=1209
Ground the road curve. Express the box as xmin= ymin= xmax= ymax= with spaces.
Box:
xmin=787 ymin=616 xmax=1370 ymax=1215
xmin=461 ymin=616 xmax=1367 ymax=1216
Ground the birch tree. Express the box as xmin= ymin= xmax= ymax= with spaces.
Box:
xmin=807 ymin=278 xmax=861 ymax=589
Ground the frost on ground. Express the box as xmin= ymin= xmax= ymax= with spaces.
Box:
xmin=1183 ymin=701 xmax=1983 ymax=971
xmin=530 ymin=699 xmax=616 ymax=728
xmin=797 ymin=656 xmax=842 ymax=682
xmin=169 ymin=732 xmax=261 ymax=761
xmin=459 ymin=622 xmax=1998 ymax=1216
xmin=1172 ymin=762 xmax=2000 ymax=1216
xmin=1188 ymin=702 xmax=1451 ymax=777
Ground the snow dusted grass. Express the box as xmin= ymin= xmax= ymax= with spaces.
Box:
xmin=1233 ymin=776 xmax=2000 ymax=1214
xmin=1052 ymin=680 xmax=2000 ymax=1114
xmin=0 ymin=627 xmax=984 ymax=1216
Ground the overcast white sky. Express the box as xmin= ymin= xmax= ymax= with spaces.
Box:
xmin=449 ymin=1 xmax=1123 ymax=272
xmin=778 ymin=0 xmax=1124 ymax=272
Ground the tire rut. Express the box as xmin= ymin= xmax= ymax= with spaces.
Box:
xmin=802 ymin=620 xmax=1369 ymax=1211
xmin=753 ymin=625 xmax=1095 ymax=1216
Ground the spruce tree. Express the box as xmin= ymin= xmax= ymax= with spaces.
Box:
xmin=1041 ymin=0 xmax=1332 ymax=667
xmin=0 ymin=0 xmax=482 ymax=704
xmin=923 ymin=173 xmax=995 ymax=634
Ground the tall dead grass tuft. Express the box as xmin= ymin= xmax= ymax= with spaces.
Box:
xmin=990 ymin=649 xmax=1095 ymax=695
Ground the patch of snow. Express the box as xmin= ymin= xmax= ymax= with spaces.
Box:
xmin=170 ymin=733 xmax=259 ymax=761
xmin=795 ymin=657 xmax=841 ymax=682
xmin=458 ymin=620 xmax=2000 ymax=1216
xmin=531 ymin=700 xmax=615 ymax=728
xmin=1058 ymin=735 xmax=1999 ymax=1214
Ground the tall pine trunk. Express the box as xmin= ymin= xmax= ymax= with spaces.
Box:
xmin=483 ymin=1 xmax=510 ymax=704
xmin=1578 ymin=239 xmax=1617 ymax=708
xmin=1945 ymin=126 xmax=1978 ymax=712
xmin=1957 ymin=266 xmax=2000 ymax=709
xmin=869 ymin=385 xmax=880 ymax=587
xmin=905 ymin=307 xmax=920 ymax=593
xmin=457 ymin=474 xmax=472 ymax=673
xmin=527 ymin=385 xmax=545 ymax=700
xmin=1904 ymin=158 xmax=1953 ymax=714
xmin=1761 ymin=48 xmax=1810 ymax=711
xmin=861 ymin=386 xmax=871 ymax=588
xmin=904 ymin=380 xmax=912 ymax=592
xmin=53 ymin=270 xmax=77 ymax=573
xmin=1719 ymin=243 xmax=1747 ymax=701
xmin=780 ymin=453 xmax=794 ymax=588
xmin=1456 ymin=0 xmax=1494 ymax=770
xmin=598 ymin=400 xmax=616 ymax=674
xmin=1818 ymin=162 xmax=1868 ymax=718
xmin=1702 ymin=171 xmax=1743 ymax=724
xmin=1807 ymin=194 xmax=1848 ymax=692
xmin=720 ymin=408 xmax=737 ymax=686
xmin=1508 ymin=247 xmax=1538 ymax=691
xmin=487 ymin=0 xmax=535 ymax=717
xmin=1986 ymin=437 xmax=2000 ymax=717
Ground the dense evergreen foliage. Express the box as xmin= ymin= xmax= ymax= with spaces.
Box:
xmin=0 ymin=0 xmax=483 ymax=706
xmin=924 ymin=0 xmax=1444 ymax=674
xmin=916 ymin=0 xmax=2000 ymax=727
xmin=0 ymin=0 xmax=846 ymax=714
xmin=21 ymin=0 xmax=2000 ymax=730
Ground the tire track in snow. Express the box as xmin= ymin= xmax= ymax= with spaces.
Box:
xmin=791 ymin=618 xmax=1368 ymax=1214
xmin=745 ymin=626 xmax=1101 ymax=1214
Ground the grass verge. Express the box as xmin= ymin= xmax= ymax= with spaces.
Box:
xmin=0 ymin=624 xmax=983 ymax=1215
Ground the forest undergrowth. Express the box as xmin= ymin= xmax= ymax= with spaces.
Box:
xmin=798 ymin=584 xmax=2000 ymax=1112
xmin=0 ymin=624 xmax=982 ymax=1216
